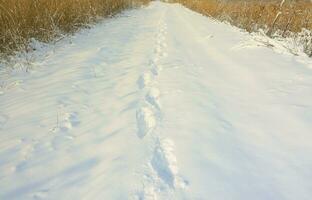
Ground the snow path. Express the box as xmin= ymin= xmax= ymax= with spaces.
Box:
xmin=1 ymin=2 xmax=312 ymax=200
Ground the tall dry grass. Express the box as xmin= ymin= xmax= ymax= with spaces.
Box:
xmin=0 ymin=0 xmax=149 ymax=55
xmin=171 ymin=0 xmax=312 ymax=56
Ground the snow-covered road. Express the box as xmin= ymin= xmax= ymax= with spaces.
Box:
xmin=1 ymin=2 xmax=312 ymax=200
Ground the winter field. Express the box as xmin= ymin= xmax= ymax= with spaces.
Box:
xmin=1 ymin=1 xmax=312 ymax=200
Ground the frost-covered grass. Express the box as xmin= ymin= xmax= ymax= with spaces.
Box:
xmin=0 ymin=0 xmax=149 ymax=56
xmin=171 ymin=0 xmax=312 ymax=56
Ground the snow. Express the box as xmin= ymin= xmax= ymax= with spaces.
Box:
xmin=1 ymin=2 xmax=312 ymax=200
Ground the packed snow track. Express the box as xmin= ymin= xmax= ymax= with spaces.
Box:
xmin=1 ymin=2 xmax=312 ymax=200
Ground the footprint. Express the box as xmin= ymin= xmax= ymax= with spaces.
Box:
xmin=32 ymin=190 xmax=49 ymax=200
xmin=137 ymin=72 xmax=153 ymax=89
xmin=160 ymin=52 xmax=168 ymax=58
xmin=151 ymin=140 xmax=176 ymax=188
xmin=0 ymin=114 xmax=9 ymax=129
xmin=136 ymin=106 xmax=156 ymax=139
xmin=14 ymin=140 xmax=37 ymax=172
xmin=160 ymin=43 xmax=167 ymax=48
xmin=150 ymin=64 xmax=162 ymax=76
xmin=145 ymin=88 xmax=161 ymax=110
xmin=20 ymin=141 xmax=35 ymax=158
xmin=60 ymin=112 xmax=80 ymax=131
xmin=15 ymin=160 xmax=29 ymax=172
xmin=154 ymin=46 xmax=163 ymax=54
xmin=157 ymin=38 xmax=165 ymax=44
xmin=68 ymin=112 xmax=80 ymax=127
xmin=151 ymin=139 xmax=187 ymax=189
xmin=204 ymin=34 xmax=214 ymax=40
xmin=72 ymin=83 xmax=89 ymax=95
xmin=52 ymin=111 xmax=80 ymax=133
xmin=160 ymin=28 xmax=167 ymax=33
xmin=57 ymin=97 xmax=75 ymax=108
xmin=156 ymin=40 xmax=166 ymax=48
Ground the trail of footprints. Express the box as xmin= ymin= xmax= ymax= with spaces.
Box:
xmin=135 ymin=18 xmax=187 ymax=199
xmin=136 ymin=20 xmax=167 ymax=139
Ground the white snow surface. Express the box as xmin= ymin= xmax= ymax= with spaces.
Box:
xmin=1 ymin=2 xmax=312 ymax=200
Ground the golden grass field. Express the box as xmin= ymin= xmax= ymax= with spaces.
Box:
xmin=172 ymin=0 xmax=311 ymax=33
xmin=0 ymin=0 xmax=149 ymax=55
xmin=171 ymin=0 xmax=312 ymax=56
xmin=0 ymin=0 xmax=311 ymax=56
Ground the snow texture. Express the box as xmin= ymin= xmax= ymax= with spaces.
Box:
xmin=0 ymin=2 xmax=312 ymax=200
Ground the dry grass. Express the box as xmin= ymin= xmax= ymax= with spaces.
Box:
xmin=0 ymin=0 xmax=149 ymax=55
xmin=170 ymin=0 xmax=312 ymax=56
